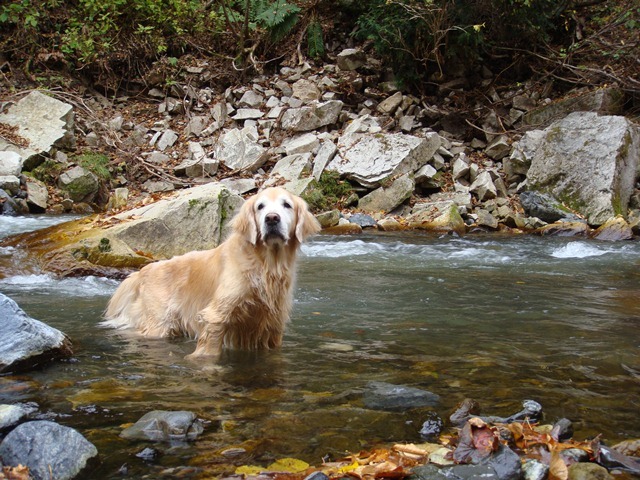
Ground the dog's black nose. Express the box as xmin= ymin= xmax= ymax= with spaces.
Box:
xmin=265 ymin=213 xmax=280 ymax=225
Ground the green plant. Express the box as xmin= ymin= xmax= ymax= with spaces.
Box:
xmin=306 ymin=17 xmax=324 ymax=59
xmin=302 ymin=171 xmax=354 ymax=212
xmin=31 ymin=159 xmax=65 ymax=184
xmin=76 ymin=153 xmax=111 ymax=181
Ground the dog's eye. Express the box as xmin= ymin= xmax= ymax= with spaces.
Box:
xmin=283 ymin=201 xmax=292 ymax=209
xmin=257 ymin=203 xmax=264 ymax=211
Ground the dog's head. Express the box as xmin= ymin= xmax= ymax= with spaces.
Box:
xmin=233 ymin=187 xmax=321 ymax=247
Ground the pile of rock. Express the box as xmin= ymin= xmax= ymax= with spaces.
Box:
xmin=1 ymin=49 xmax=638 ymax=240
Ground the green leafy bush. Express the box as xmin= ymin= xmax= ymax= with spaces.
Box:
xmin=303 ymin=171 xmax=354 ymax=212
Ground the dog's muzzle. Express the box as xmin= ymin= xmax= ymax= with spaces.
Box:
xmin=263 ymin=213 xmax=286 ymax=242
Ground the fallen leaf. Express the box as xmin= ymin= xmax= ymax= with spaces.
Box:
xmin=267 ymin=457 xmax=310 ymax=473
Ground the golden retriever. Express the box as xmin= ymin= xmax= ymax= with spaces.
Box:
xmin=103 ymin=187 xmax=321 ymax=358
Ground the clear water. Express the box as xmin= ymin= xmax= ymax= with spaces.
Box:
xmin=1 ymin=216 xmax=639 ymax=478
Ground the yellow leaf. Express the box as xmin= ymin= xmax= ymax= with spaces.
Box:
xmin=338 ymin=460 xmax=360 ymax=474
xmin=235 ymin=465 xmax=263 ymax=475
xmin=266 ymin=457 xmax=310 ymax=473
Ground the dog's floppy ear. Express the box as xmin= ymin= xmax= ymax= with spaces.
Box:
xmin=232 ymin=195 xmax=258 ymax=244
xmin=294 ymin=196 xmax=321 ymax=243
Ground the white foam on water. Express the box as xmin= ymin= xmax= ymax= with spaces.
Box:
xmin=0 ymin=273 xmax=118 ymax=296
xmin=551 ymin=241 xmax=610 ymax=259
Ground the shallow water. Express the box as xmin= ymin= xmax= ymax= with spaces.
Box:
xmin=1 ymin=216 xmax=640 ymax=478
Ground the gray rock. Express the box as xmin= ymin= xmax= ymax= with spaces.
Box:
xmin=523 ymin=86 xmax=625 ymax=128
xmin=0 ymin=420 xmax=97 ymax=480
xmin=0 ymin=189 xmax=23 ymax=215
xmin=479 ymin=445 xmax=522 ymax=480
xmin=0 ymin=293 xmax=72 ymax=373
xmin=238 ymin=90 xmax=264 ymax=108
xmin=280 ymin=100 xmax=343 ymax=132
xmin=232 ymin=108 xmax=264 ymax=120
xmin=348 ymin=213 xmax=377 ymax=228
xmin=0 ymin=151 xmax=22 ymax=176
xmin=519 ymin=191 xmax=578 ymax=223
xmin=415 ymin=163 xmax=441 ymax=189
xmin=282 ymin=133 xmax=319 ymax=155
xmin=329 ymin=131 xmax=440 ymax=188
xmin=485 ymin=135 xmax=511 ymax=160
xmin=522 ymin=459 xmax=549 ymax=480
xmin=568 ymin=462 xmax=614 ymax=480
xmin=58 ymin=166 xmax=100 ymax=203
xmin=0 ymin=175 xmax=20 ymax=195
xmin=504 ymin=129 xmax=545 ymax=177
xmin=156 ymin=129 xmax=179 ymax=151
xmin=25 ymin=177 xmax=49 ymax=211
xmin=143 ymin=180 xmax=175 ymax=193
xmin=0 ymin=403 xmax=37 ymax=430
xmin=215 ymin=127 xmax=267 ymax=172
xmin=363 ymin=381 xmax=440 ymax=411
xmin=526 ymin=112 xmax=639 ymax=225
xmin=147 ymin=151 xmax=170 ymax=164
xmin=469 ymin=171 xmax=497 ymax=201
xmin=218 ymin=177 xmax=257 ymax=194
xmin=0 ymin=91 xmax=75 ymax=170
xmin=358 ymin=174 xmax=415 ymax=213
xmin=444 ymin=464 xmax=500 ymax=480
xmin=407 ymin=195 xmax=467 ymax=235
xmin=476 ymin=209 xmax=499 ymax=229
xmin=109 ymin=183 xmax=244 ymax=259
xmin=592 ymin=216 xmax=633 ymax=241
xmin=121 ymin=410 xmax=204 ymax=442
xmin=336 ymin=48 xmax=367 ymax=71
xmin=316 ymin=209 xmax=341 ymax=228
xmin=377 ymin=92 xmax=403 ymax=115
xmin=185 ymin=115 xmax=208 ymax=137
xmin=265 ymin=153 xmax=313 ymax=187
xmin=312 ymin=140 xmax=337 ymax=180
xmin=452 ymin=155 xmax=470 ymax=180
xmin=292 ymin=79 xmax=321 ymax=101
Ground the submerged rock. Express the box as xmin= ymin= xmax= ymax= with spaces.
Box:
xmin=0 ymin=420 xmax=98 ymax=480
xmin=363 ymin=381 xmax=440 ymax=411
xmin=0 ymin=293 xmax=72 ymax=373
xmin=121 ymin=410 xmax=204 ymax=442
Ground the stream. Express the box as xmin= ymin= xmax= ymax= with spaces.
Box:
xmin=1 ymin=215 xmax=640 ymax=478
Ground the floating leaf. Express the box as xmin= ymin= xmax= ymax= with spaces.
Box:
xmin=234 ymin=465 xmax=263 ymax=475
xmin=266 ymin=457 xmax=310 ymax=473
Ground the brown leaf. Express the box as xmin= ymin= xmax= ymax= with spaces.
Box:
xmin=548 ymin=451 xmax=569 ymax=480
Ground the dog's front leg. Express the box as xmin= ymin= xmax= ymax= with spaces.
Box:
xmin=185 ymin=307 xmax=226 ymax=359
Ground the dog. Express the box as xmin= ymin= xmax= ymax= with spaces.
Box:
xmin=103 ymin=187 xmax=321 ymax=358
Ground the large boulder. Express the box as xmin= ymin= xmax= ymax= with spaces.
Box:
xmin=0 ymin=293 xmax=73 ymax=373
xmin=0 ymin=420 xmax=98 ymax=480
xmin=0 ymin=91 xmax=75 ymax=170
xmin=58 ymin=166 xmax=100 ymax=203
xmin=328 ymin=131 xmax=441 ymax=188
xmin=526 ymin=112 xmax=640 ymax=226
xmin=0 ymin=183 xmax=244 ymax=276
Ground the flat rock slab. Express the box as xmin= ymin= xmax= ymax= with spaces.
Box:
xmin=0 ymin=91 xmax=75 ymax=169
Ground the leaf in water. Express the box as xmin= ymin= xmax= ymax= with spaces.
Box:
xmin=266 ymin=457 xmax=310 ymax=473
xmin=234 ymin=465 xmax=263 ymax=475
xmin=453 ymin=417 xmax=500 ymax=463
